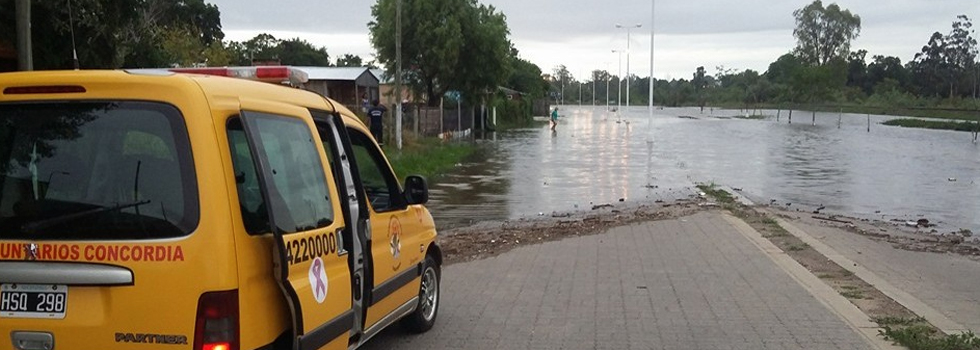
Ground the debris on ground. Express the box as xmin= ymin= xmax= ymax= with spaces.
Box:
xmin=440 ymin=199 xmax=702 ymax=264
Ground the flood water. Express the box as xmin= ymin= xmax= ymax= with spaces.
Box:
xmin=427 ymin=106 xmax=980 ymax=234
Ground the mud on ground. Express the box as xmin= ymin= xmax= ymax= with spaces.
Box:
xmin=437 ymin=198 xmax=705 ymax=265
xmin=766 ymin=206 xmax=980 ymax=261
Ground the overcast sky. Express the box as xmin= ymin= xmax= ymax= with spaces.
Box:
xmin=210 ymin=0 xmax=977 ymax=81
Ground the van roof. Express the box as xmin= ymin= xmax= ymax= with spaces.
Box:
xmin=0 ymin=70 xmax=364 ymax=128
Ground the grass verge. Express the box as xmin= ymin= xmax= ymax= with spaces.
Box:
xmin=883 ymin=118 xmax=980 ymax=133
xmin=696 ymin=186 xmax=980 ymax=349
xmin=384 ymin=137 xmax=477 ymax=180
xmin=880 ymin=324 xmax=980 ymax=350
xmin=696 ymin=183 xmax=736 ymax=206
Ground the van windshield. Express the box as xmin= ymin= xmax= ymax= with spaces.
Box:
xmin=0 ymin=101 xmax=198 ymax=240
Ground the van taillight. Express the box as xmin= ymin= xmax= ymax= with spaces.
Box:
xmin=193 ymin=290 xmax=239 ymax=350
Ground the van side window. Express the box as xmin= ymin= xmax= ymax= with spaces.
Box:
xmin=227 ymin=119 xmax=268 ymax=234
xmin=229 ymin=114 xmax=334 ymax=234
xmin=347 ymin=129 xmax=404 ymax=212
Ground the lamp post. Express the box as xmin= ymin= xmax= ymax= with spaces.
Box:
xmin=616 ymin=23 xmax=642 ymax=118
xmin=612 ymin=49 xmax=623 ymax=120
xmin=605 ymin=63 xmax=610 ymax=113
xmin=395 ymin=0 xmax=403 ymax=149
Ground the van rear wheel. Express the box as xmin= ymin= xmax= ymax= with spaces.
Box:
xmin=402 ymin=255 xmax=439 ymax=333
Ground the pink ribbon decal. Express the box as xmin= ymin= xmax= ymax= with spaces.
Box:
xmin=312 ymin=259 xmax=326 ymax=298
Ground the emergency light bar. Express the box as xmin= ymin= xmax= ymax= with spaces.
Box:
xmin=128 ymin=66 xmax=309 ymax=86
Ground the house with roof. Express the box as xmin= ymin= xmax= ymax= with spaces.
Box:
xmin=293 ymin=66 xmax=379 ymax=112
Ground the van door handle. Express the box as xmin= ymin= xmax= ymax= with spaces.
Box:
xmin=336 ymin=227 xmax=348 ymax=256
xmin=11 ymin=332 xmax=54 ymax=350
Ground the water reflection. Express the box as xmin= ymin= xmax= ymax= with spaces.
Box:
xmin=428 ymin=106 xmax=980 ymax=233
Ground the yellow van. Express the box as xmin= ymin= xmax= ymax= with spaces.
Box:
xmin=0 ymin=67 xmax=442 ymax=350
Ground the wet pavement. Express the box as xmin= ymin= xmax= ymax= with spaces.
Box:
xmin=361 ymin=212 xmax=875 ymax=350
xmin=428 ymin=106 xmax=980 ymax=234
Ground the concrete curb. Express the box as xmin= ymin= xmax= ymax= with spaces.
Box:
xmin=770 ymin=214 xmax=971 ymax=335
xmin=722 ymin=213 xmax=904 ymax=350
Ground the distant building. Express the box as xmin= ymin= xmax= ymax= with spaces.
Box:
xmin=293 ymin=66 xmax=379 ymax=113
xmin=371 ymin=69 xmax=419 ymax=107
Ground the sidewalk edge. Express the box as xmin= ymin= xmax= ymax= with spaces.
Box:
xmin=721 ymin=213 xmax=903 ymax=350
xmin=770 ymin=214 xmax=970 ymax=335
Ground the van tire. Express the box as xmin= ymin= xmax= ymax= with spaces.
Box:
xmin=402 ymin=255 xmax=439 ymax=333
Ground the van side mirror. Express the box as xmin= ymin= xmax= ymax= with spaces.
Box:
xmin=403 ymin=175 xmax=429 ymax=205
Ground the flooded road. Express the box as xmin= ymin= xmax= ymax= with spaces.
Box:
xmin=427 ymin=106 xmax=980 ymax=233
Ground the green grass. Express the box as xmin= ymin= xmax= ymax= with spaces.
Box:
xmin=881 ymin=325 xmax=980 ymax=350
xmin=841 ymin=290 xmax=866 ymax=299
xmin=733 ymin=115 xmax=767 ymax=120
xmin=883 ymin=118 xmax=980 ymax=132
xmin=787 ymin=243 xmax=810 ymax=252
xmin=873 ymin=316 xmax=927 ymax=326
xmin=696 ymin=183 xmax=736 ymax=205
xmin=385 ymin=138 xmax=477 ymax=180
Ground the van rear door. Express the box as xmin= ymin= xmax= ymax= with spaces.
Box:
xmin=0 ymin=101 xmax=208 ymax=349
xmin=236 ymin=107 xmax=353 ymax=350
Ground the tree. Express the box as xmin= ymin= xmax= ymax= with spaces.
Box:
xmin=552 ymin=65 xmax=572 ymax=103
xmin=792 ymin=0 xmax=861 ymax=66
xmin=226 ymin=34 xmax=331 ymax=66
xmin=909 ymin=16 xmax=977 ymax=98
xmin=692 ymin=66 xmax=709 ymax=110
xmin=505 ymin=52 xmax=548 ymax=98
xmin=0 ymin=0 xmax=223 ymax=69
xmin=370 ymin=0 xmax=511 ymax=106
xmin=450 ymin=3 xmax=512 ymax=102
xmin=336 ymin=54 xmax=364 ymax=67
xmin=370 ymin=0 xmax=464 ymax=106
xmin=846 ymin=49 xmax=869 ymax=94
xmin=277 ymin=38 xmax=331 ymax=66
xmin=866 ymin=55 xmax=908 ymax=93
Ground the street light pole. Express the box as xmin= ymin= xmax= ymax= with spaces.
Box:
xmin=649 ymin=0 xmax=656 ymax=134
xmin=612 ymin=49 xmax=623 ymax=120
xmin=617 ymin=23 xmax=642 ymax=121
xmin=605 ymin=64 xmax=610 ymax=113
xmin=395 ymin=0 xmax=403 ymax=149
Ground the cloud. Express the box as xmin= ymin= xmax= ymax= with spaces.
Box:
xmin=209 ymin=0 xmax=977 ymax=79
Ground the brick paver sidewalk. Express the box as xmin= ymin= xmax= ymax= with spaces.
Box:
xmin=362 ymin=212 xmax=872 ymax=350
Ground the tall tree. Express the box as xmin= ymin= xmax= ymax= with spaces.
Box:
xmin=369 ymin=0 xmax=511 ymax=106
xmin=0 ymin=0 xmax=223 ymax=69
xmin=692 ymin=66 xmax=708 ymax=110
xmin=277 ymin=38 xmax=331 ymax=66
xmin=551 ymin=65 xmax=572 ymax=103
xmin=336 ymin=54 xmax=364 ymax=67
xmin=792 ymin=0 xmax=861 ymax=66
xmin=506 ymin=51 xmax=548 ymax=98
xmin=450 ymin=2 xmax=512 ymax=102
xmin=910 ymin=16 xmax=977 ymax=97
xmin=370 ymin=0 xmax=465 ymax=106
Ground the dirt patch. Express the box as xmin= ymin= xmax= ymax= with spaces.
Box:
xmin=728 ymin=205 xmax=914 ymax=320
xmin=438 ymin=199 xmax=704 ymax=265
xmin=766 ymin=207 xmax=980 ymax=261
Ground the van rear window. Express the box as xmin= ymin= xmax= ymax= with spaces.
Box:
xmin=0 ymin=101 xmax=199 ymax=240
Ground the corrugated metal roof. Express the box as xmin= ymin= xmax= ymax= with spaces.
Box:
xmin=293 ymin=66 xmax=374 ymax=81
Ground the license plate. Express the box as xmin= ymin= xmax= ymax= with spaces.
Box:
xmin=0 ymin=284 xmax=68 ymax=319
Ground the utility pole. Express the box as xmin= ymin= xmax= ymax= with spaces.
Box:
xmin=612 ymin=50 xmax=623 ymax=120
xmin=395 ymin=0 xmax=403 ymax=149
xmin=617 ymin=23 xmax=642 ymax=118
xmin=15 ymin=0 xmax=32 ymax=71
xmin=648 ymin=0 xmax=655 ymax=134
